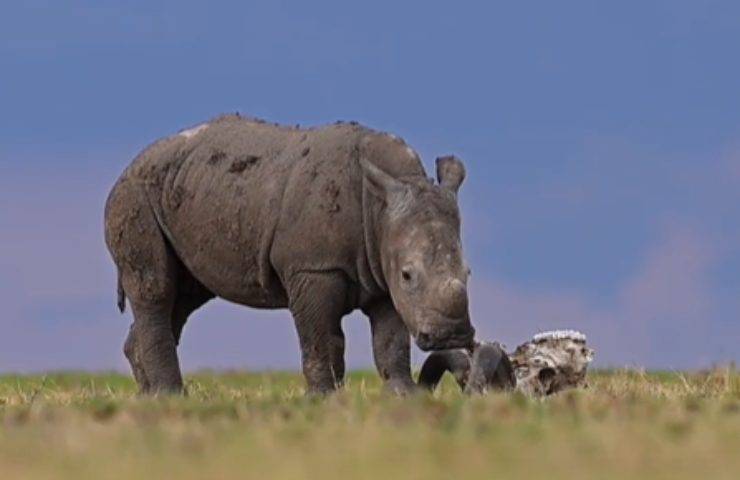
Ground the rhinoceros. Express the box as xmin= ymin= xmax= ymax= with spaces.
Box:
xmin=104 ymin=114 xmax=475 ymax=394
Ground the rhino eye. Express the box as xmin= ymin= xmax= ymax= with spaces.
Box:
xmin=400 ymin=266 xmax=420 ymax=290
xmin=401 ymin=266 xmax=419 ymax=287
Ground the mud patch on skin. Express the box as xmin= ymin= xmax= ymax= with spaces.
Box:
xmin=170 ymin=185 xmax=187 ymax=209
xmin=321 ymin=179 xmax=341 ymax=213
xmin=308 ymin=165 xmax=319 ymax=181
xmin=215 ymin=216 xmax=241 ymax=246
xmin=208 ymin=150 xmax=228 ymax=165
xmin=229 ymin=155 xmax=260 ymax=173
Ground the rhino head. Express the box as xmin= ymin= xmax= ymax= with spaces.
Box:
xmin=361 ymin=155 xmax=475 ymax=351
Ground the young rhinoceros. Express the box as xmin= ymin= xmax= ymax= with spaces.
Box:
xmin=104 ymin=114 xmax=475 ymax=395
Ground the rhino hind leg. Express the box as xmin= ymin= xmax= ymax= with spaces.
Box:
xmin=171 ymin=273 xmax=214 ymax=345
xmin=123 ymin=323 xmax=150 ymax=392
xmin=105 ymin=180 xmax=184 ymax=394
xmin=123 ymin=246 xmax=211 ymax=394
xmin=127 ymin=300 xmax=184 ymax=394
xmin=287 ymin=271 xmax=348 ymax=394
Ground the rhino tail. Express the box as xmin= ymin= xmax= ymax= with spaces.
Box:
xmin=116 ymin=271 xmax=126 ymax=313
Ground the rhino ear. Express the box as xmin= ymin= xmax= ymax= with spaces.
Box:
xmin=360 ymin=158 xmax=409 ymax=208
xmin=436 ymin=155 xmax=466 ymax=194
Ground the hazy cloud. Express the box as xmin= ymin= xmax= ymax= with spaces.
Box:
xmin=470 ymin=227 xmax=735 ymax=369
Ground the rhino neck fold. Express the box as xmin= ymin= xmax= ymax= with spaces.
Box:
xmin=361 ymin=182 xmax=388 ymax=294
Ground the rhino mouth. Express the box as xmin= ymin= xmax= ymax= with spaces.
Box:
xmin=414 ymin=315 xmax=476 ymax=351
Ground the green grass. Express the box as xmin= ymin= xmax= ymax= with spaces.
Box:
xmin=1 ymin=369 xmax=738 ymax=480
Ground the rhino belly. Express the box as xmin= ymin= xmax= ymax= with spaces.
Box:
xmin=158 ymin=158 xmax=289 ymax=308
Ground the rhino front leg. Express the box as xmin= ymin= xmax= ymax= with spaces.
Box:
xmin=288 ymin=272 xmax=347 ymax=395
xmin=363 ymin=300 xmax=417 ymax=394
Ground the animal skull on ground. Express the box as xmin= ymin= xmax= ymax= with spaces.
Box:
xmin=510 ymin=330 xmax=594 ymax=396
xmin=418 ymin=330 xmax=595 ymax=397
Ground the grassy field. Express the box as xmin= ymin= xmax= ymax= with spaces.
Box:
xmin=0 ymin=369 xmax=738 ymax=480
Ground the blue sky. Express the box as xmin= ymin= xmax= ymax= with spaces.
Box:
xmin=1 ymin=1 xmax=738 ymax=372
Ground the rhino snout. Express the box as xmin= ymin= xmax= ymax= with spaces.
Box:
xmin=415 ymin=321 xmax=476 ymax=352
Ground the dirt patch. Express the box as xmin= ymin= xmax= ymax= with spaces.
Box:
xmin=229 ymin=155 xmax=261 ymax=173
xmin=321 ymin=180 xmax=341 ymax=213
xmin=171 ymin=185 xmax=187 ymax=209
xmin=208 ymin=150 xmax=228 ymax=165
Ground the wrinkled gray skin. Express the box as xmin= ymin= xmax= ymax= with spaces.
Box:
xmin=104 ymin=114 xmax=475 ymax=395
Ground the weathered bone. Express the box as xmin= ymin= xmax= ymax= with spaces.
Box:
xmin=510 ymin=330 xmax=594 ymax=397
